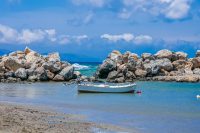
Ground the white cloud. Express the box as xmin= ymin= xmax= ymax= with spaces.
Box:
xmin=101 ymin=33 xmax=134 ymax=42
xmin=101 ymin=33 xmax=153 ymax=44
xmin=0 ymin=24 xmax=88 ymax=45
xmin=121 ymin=0 xmax=192 ymax=20
xmin=72 ymin=0 xmax=106 ymax=7
xmin=134 ymin=35 xmax=153 ymax=44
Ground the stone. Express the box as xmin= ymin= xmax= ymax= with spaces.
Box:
xmin=135 ymin=69 xmax=147 ymax=78
xmin=4 ymin=71 xmax=14 ymax=78
xmin=3 ymin=57 xmax=23 ymax=71
xmin=59 ymin=66 xmax=74 ymax=81
xmin=34 ymin=67 xmax=48 ymax=81
xmin=129 ymin=53 xmax=139 ymax=61
xmin=122 ymin=51 xmax=131 ymax=63
xmin=196 ymin=50 xmax=200 ymax=57
xmin=15 ymin=68 xmax=27 ymax=80
xmin=155 ymin=49 xmax=173 ymax=60
xmin=73 ymin=71 xmax=81 ymax=79
xmin=25 ymin=51 xmax=41 ymax=63
xmin=95 ymin=59 xmax=117 ymax=79
xmin=53 ymin=74 xmax=64 ymax=81
xmin=191 ymin=57 xmax=200 ymax=68
xmin=172 ymin=60 xmax=187 ymax=70
xmin=46 ymin=70 xmax=55 ymax=80
xmin=107 ymin=71 xmax=118 ymax=80
xmin=115 ymin=76 xmax=125 ymax=83
xmin=141 ymin=53 xmax=154 ymax=60
xmin=28 ymin=75 xmax=37 ymax=81
xmin=48 ymin=52 xmax=60 ymax=62
xmin=108 ymin=50 xmax=122 ymax=62
xmin=176 ymin=75 xmax=199 ymax=82
xmin=193 ymin=68 xmax=200 ymax=75
xmin=42 ymin=62 xmax=61 ymax=73
xmin=175 ymin=52 xmax=188 ymax=60
xmin=125 ymin=71 xmax=136 ymax=81
xmin=184 ymin=62 xmax=193 ymax=74
xmin=24 ymin=47 xmax=33 ymax=55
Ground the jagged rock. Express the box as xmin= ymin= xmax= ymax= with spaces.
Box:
xmin=129 ymin=53 xmax=139 ymax=61
xmin=42 ymin=62 xmax=61 ymax=73
xmin=184 ymin=62 xmax=193 ymax=74
xmin=196 ymin=50 xmax=200 ymax=57
xmin=115 ymin=76 xmax=125 ymax=83
xmin=53 ymin=74 xmax=64 ymax=81
xmin=59 ymin=66 xmax=74 ymax=81
xmin=34 ymin=67 xmax=48 ymax=81
xmin=28 ymin=75 xmax=37 ymax=81
xmin=123 ymin=51 xmax=131 ymax=63
xmin=176 ymin=75 xmax=199 ymax=82
xmin=155 ymin=49 xmax=173 ymax=60
xmin=107 ymin=71 xmax=118 ymax=80
xmin=108 ymin=50 xmax=122 ymax=63
xmin=141 ymin=53 xmax=154 ymax=60
xmin=4 ymin=71 xmax=14 ymax=78
xmin=25 ymin=51 xmax=41 ymax=63
xmin=174 ymin=52 xmax=188 ymax=60
xmin=46 ymin=70 xmax=55 ymax=80
xmin=172 ymin=60 xmax=187 ymax=70
xmin=15 ymin=68 xmax=27 ymax=80
xmin=193 ymin=68 xmax=200 ymax=75
xmin=48 ymin=52 xmax=60 ymax=62
xmin=3 ymin=57 xmax=23 ymax=71
xmin=125 ymin=71 xmax=136 ymax=81
xmin=24 ymin=47 xmax=33 ymax=55
xmin=135 ymin=69 xmax=147 ymax=78
xmin=95 ymin=59 xmax=117 ymax=79
xmin=191 ymin=57 xmax=200 ymax=68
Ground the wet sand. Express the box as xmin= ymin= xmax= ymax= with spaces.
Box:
xmin=0 ymin=102 xmax=136 ymax=133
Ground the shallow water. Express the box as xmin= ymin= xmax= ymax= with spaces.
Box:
xmin=0 ymin=81 xmax=200 ymax=133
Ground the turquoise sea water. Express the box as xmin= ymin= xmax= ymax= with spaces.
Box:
xmin=0 ymin=63 xmax=200 ymax=133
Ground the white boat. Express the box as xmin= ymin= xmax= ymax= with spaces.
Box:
xmin=78 ymin=82 xmax=136 ymax=93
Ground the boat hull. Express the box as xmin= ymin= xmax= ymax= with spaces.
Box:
xmin=78 ymin=83 xmax=136 ymax=93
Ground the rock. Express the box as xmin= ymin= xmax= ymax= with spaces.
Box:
xmin=59 ymin=66 xmax=74 ymax=81
xmin=172 ymin=60 xmax=187 ymax=70
xmin=6 ymin=77 xmax=18 ymax=83
xmin=122 ymin=51 xmax=131 ymax=63
xmin=4 ymin=71 xmax=14 ymax=78
xmin=95 ymin=59 xmax=117 ymax=79
xmin=46 ymin=70 xmax=55 ymax=80
xmin=3 ymin=57 xmax=23 ymax=71
xmin=184 ymin=62 xmax=193 ymax=74
xmin=115 ymin=76 xmax=125 ymax=83
xmin=176 ymin=75 xmax=199 ymax=82
xmin=193 ymin=68 xmax=200 ymax=75
xmin=73 ymin=71 xmax=81 ymax=79
xmin=28 ymin=75 xmax=37 ymax=81
xmin=108 ymin=50 xmax=122 ymax=62
xmin=15 ymin=68 xmax=27 ymax=80
xmin=155 ymin=49 xmax=173 ymax=60
xmin=196 ymin=50 xmax=200 ymax=57
xmin=175 ymin=52 xmax=188 ymax=60
xmin=129 ymin=53 xmax=139 ymax=61
xmin=125 ymin=71 xmax=136 ymax=81
xmin=117 ymin=64 xmax=127 ymax=73
xmin=107 ymin=71 xmax=118 ymax=80
xmin=127 ymin=57 xmax=137 ymax=71
xmin=53 ymin=74 xmax=64 ymax=81
xmin=34 ymin=67 xmax=48 ymax=81
xmin=141 ymin=53 xmax=154 ymax=60
xmin=191 ymin=57 xmax=200 ymax=68
xmin=26 ymin=68 xmax=35 ymax=76
xmin=0 ymin=63 xmax=5 ymax=73
xmin=42 ymin=62 xmax=61 ymax=73
xmin=25 ymin=51 xmax=41 ymax=63
xmin=135 ymin=69 xmax=147 ymax=78
xmin=24 ymin=47 xmax=33 ymax=55
xmin=48 ymin=52 xmax=60 ymax=62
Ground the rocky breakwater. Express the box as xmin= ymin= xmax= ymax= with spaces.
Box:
xmin=0 ymin=48 xmax=80 ymax=83
xmin=95 ymin=49 xmax=200 ymax=83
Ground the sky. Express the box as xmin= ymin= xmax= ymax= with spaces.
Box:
xmin=0 ymin=0 xmax=200 ymax=62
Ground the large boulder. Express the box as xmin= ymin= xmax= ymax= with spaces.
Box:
xmin=108 ymin=50 xmax=122 ymax=63
xmin=135 ymin=69 xmax=147 ymax=78
xmin=59 ymin=66 xmax=74 ymax=81
xmin=141 ymin=53 xmax=154 ymax=61
xmin=193 ymin=68 xmax=200 ymax=75
xmin=25 ymin=51 xmax=41 ymax=63
xmin=95 ymin=59 xmax=117 ymax=79
xmin=125 ymin=71 xmax=136 ymax=81
xmin=176 ymin=75 xmax=199 ymax=82
xmin=191 ymin=57 xmax=200 ymax=68
xmin=155 ymin=49 xmax=173 ymax=60
xmin=122 ymin=51 xmax=131 ymax=63
xmin=172 ymin=60 xmax=187 ymax=70
xmin=3 ymin=57 xmax=23 ymax=71
xmin=42 ymin=62 xmax=61 ymax=73
xmin=107 ymin=71 xmax=118 ymax=80
xmin=53 ymin=74 xmax=64 ymax=81
xmin=48 ymin=52 xmax=60 ymax=62
xmin=24 ymin=47 xmax=33 ymax=55
xmin=15 ymin=68 xmax=27 ymax=80
xmin=34 ymin=67 xmax=48 ymax=81
xmin=174 ymin=51 xmax=188 ymax=60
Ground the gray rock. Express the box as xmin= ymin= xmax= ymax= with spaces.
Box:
xmin=42 ymin=62 xmax=61 ymax=73
xmin=141 ymin=53 xmax=154 ymax=60
xmin=115 ymin=76 xmax=125 ymax=83
xmin=107 ymin=71 xmax=118 ymax=80
xmin=3 ymin=57 xmax=23 ymax=71
xmin=48 ymin=52 xmax=60 ymax=62
xmin=135 ymin=69 xmax=147 ymax=78
xmin=59 ymin=66 xmax=74 ymax=81
xmin=15 ymin=68 xmax=27 ymax=80
xmin=155 ymin=49 xmax=173 ymax=60
xmin=4 ymin=71 xmax=14 ymax=78
xmin=46 ymin=70 xmax=55 ymax=80
xmin=125 ymin=71 xmax=136 ymax=81
xmin=34 ymin=67 xmax=48 ymax=81
xmin=175 ymin=51 xmax=188 ymax=60
xmin=53 ymin=74 xmax=64 ymax=81
xmin=193 ymin=68 xmax=200 ymax=75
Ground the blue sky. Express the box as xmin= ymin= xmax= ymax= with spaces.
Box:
xmin=0 ymin=0 xmax=200 ymax=61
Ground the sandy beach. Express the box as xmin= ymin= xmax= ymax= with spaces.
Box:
xmin=0 ymin=102 xmax=134 ymax=133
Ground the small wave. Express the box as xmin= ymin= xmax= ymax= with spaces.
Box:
xmin=72 ymin=63 xmax=90 ymax=70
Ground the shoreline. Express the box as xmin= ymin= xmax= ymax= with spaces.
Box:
xmin=0 ymin=102 xmax=136 ymax=133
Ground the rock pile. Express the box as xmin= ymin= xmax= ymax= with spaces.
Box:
xmin=0 ymin=47 xmax=80 ymax=83
xmin=95 ymin=49 xmax=200 ymax=82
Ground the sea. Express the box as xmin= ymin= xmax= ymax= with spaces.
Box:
xmin=1 ymin=62 xmax=200 ymax=133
